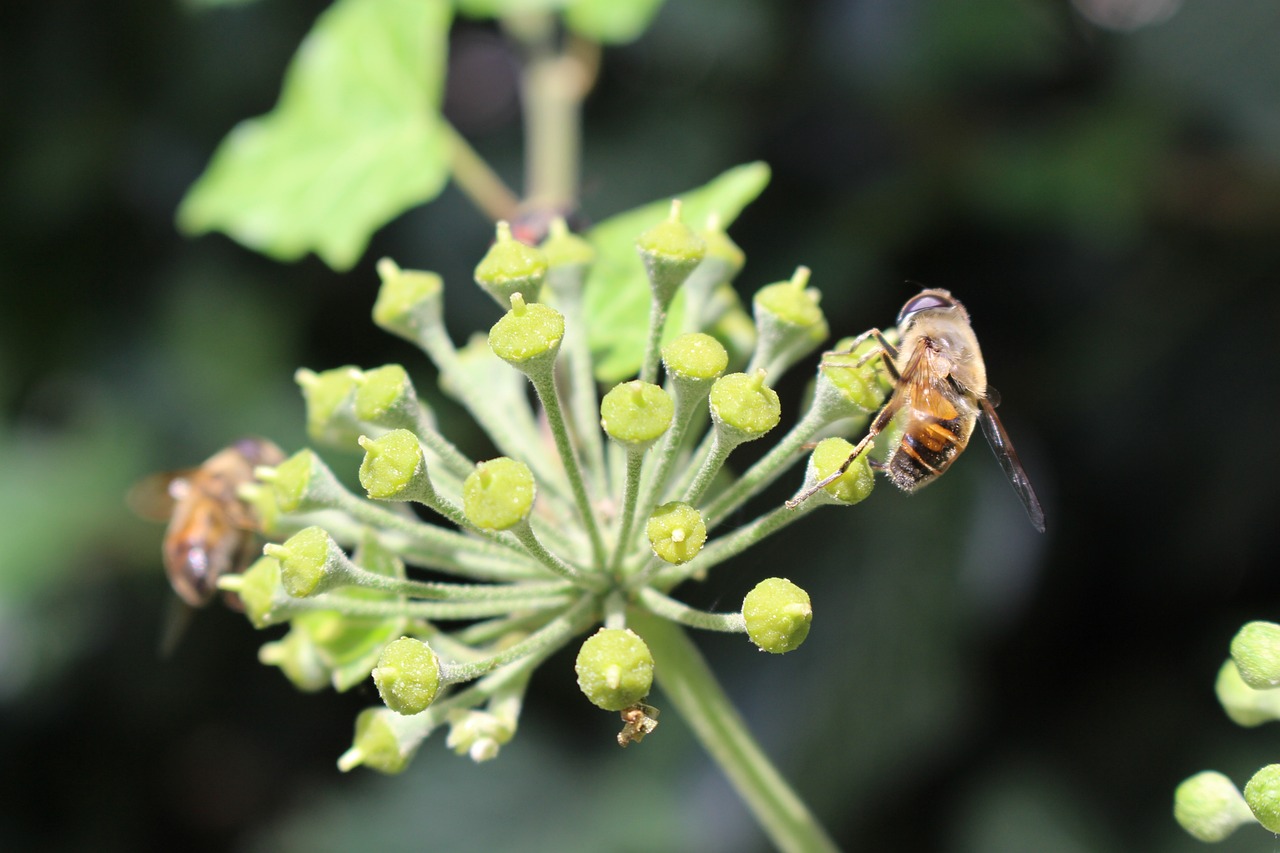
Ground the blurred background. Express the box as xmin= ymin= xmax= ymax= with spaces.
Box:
xmin=4 ymin=0 xmax=1280 ymax=850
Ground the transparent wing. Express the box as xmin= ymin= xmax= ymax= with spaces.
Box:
xmin=977 ymin=394 xmax=1046 ymax=532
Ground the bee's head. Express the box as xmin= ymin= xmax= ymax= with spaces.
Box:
xmin=897 ymin=288 xmax=964 ymax=326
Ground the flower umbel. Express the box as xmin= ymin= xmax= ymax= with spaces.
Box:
xmin=210 ymin=204 xmax=892 ymax=807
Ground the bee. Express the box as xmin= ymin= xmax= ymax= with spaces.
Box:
xmin=130 ymin=437 xmax=285 ymax=606
xmin=787 ymin=289 xmax=1045 ymax=532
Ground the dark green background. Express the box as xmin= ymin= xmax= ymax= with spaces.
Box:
xmin=4 ymin=1 xmax=1279 ymax=850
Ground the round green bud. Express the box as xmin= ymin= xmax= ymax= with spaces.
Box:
xmin=373 ymin=259 xmax=443 ymax=341
xmin=821 ymin=336 xmax=892 ymax=412
xmin=258 ymin=627 xmax=330 ymax=692
xmin=340 ymin=708 xmax=413 ymax=774
xmin=1174 ymin=771 xmax=1254 ymax=842
xmin=809 ymin=437 xmax=876 ymax=505
xmin=488 ymin=293 xmax=565 ymax=369
xmin=540 ymin=217 xmax=595 ymax=269
xmin=743 ymin=577 xmax=812 ymax=654
xmin=1214 ymin=659 xmax=1280 ymax=727
xmin=600 ymin=381 xmax=674 ymax=447
xmin=1246 ymin=764 xmax=1280 ymax=832
xmin=353 ymin=364 xmax=414 ymax=424
xmin=636 ymin=200 xmax=707 ymax=305
xmin=264 ymin=526 xmax=341 ymax=598
xmin=575 ymin=628 xmax=655 ymax=711
xmin=373 ymin=637 xmax=442 ymax=716
xmin=1232 ymin=621 xmax=1280 ymax=689
xmin=463 ymin=457 xmax=536 ymax=530
xmin=708 ymin=370 xmax=781 ymax=440
xmin=232 ymin=555 xmax=287 ymax=629
xmin=662 ymin=333 xmax=729 ymax=382
xmin=263 ymin=450 xmax=314 ymax=514
xmin=358 ymin=430 xmax=426 ymax=501
xmin=699 ymin=215 xmax=746 ymax=277
xmin=295 ymin=366 xmax=361 ymax=447
xmin=646 ymin=502 xmax=706 ymax=565
xmin=754 ymin=267 xmax=825 ymax=330
xmin=475 ymin=221 xmax=549 ymax=306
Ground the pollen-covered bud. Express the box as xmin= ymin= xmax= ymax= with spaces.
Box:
xmin=463 ymin=457 xmax=536 ymax=531
xmin=1231 ymin=621 xmax=1280 ymax=689
xmin=663 ymin=332 xmax=729 ymax=384
xmin=636 ymin=200 xmax=707 ymax=306
xmin=820 ymin=335 xmax=893 ymax=413
xmin=708 ymin=370 xmax=781 ymax=443
xmin=295 ymin=365 xmax=361 ymax=448
xmin=475 ymin=221 xmax=549 ymax=307
xmin=804 ymin=437 xmax=875 ymax=506
xmin=373 ymin=637 xmax=441 ymax=716
xmin=1215 ymin=659 xmax=1280 ymax=727
xmin=1174 ymin=771 xmax=1254 ymax=842
xmin=751 ymin=267 xmax=828 ymax=376
xmin=488 ymin=292 xmax=565 ymax=374
xmin=646 ymin=502 xmax=706 ymax=565
xmin=600 ymin=381 xmax=673 ymax=449
xmin=338 ymin=708 xmax=419 ymax=775
xmin=258 ymin=627 xmax=330 ymax=692
xmin=575 ymin=628 xmax=655 ymax=711
xmin=1245 ymin=765 xmax=1280 ymax=833
xmin=358 ymin=430 xmax=429 ymax=502
xmin=224 ymin=555 xmax=289 ymax=628
xmin=373 ymin=258 xmax=444 ymax=343
xmin=263 ymin=526 xmax=354 ymax=598
xmin=742 ymin=577 xmax=812 ymax=654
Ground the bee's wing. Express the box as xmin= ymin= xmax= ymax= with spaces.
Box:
xmin=126 ymin=471 xmax=186 ymax=521
xmin=977 ymin=394 xmax=1046 ymax=532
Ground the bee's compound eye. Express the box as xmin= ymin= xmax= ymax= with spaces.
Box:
xmin=898 ymin=290 xmax=955 ymax=323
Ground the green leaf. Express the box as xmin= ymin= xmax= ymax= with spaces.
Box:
xmin=178 ymin=0 xmax=454 ymax=270
xmin=583 ymin=162 xmax=770 ymax=382
xmin=565 ymin=0 xmax=668 ymax=44
xmin=454 ymin=0 xmax=565 ymax=18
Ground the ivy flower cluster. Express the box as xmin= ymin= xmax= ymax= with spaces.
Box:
xmin=220 ymin=201 xmax=890 ymax=773
xmin=1176 ymin=621 xmax=1280 ymax=842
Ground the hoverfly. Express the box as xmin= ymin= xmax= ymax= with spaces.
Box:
xmin=788 ymin=289 xmax=1045 ymax=532
xmin=130 ymin=437 xmax=285 ymax=606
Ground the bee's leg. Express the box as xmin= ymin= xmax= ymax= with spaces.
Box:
xmin=866 ymin=330 xmax=900 ymax=378
xmin=785 ymin=400 xmax=899 ymax=509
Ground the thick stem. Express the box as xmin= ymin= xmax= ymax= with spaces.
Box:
xmin=628 ymin=609 xmax=840 ymax=853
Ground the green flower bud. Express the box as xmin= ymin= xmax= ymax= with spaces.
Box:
xmin=575 ymin=628 xmax=655 ymax=711
xmin=237 ymin=481 xmax=282 ymax=537
xmin=821 ymin=336 xmax=893 ymax=413
xmin=742 ymin=577 xmax=812 ymax=654
xmin=636 ymin=200 xmax=707 ymax=306
xmin=662 ymin=332 xmax=729 ymax=383
xmin=1246 ymin=764 xmax=1280 ymax=832
xmin=352 ymin=364 xmax=415 ymax=425
xmin=258 ymin=627 xmax=330 ymax=692
xmin=338 ymin=708 xmax=417 ymax=774
xmin=1174 ymin=771 xmax=1254 ymax=842
xmin=755 ymin=267 xmax=826 ymax=329
xmin=358 ymin=430 xmax=429 ymax=501
xmin=295 ymin=365 xmax=361 ymax=448
xmin=708 ymin=370 xmax=781 ymax=441
xmin=1215 ymin=659 xmax=1280 ymax=727
xmin=488 ymin=293 xmax=565 ymax=372
xmin=699 ymin=216 xmax=745 ymax=279
xmin=263 ymin=526 xmax=352 ymax=598
xmin=540 ymin=216 xmax=596 ymax=271
xmin=475 ymin=221 xmax=549 ymax=307
xmin=646 ymin=502 xmax=706 ymax=565
xmin=600 ymin=381 xmax=674 ymax=447
xmin=373 ymin=258 xmax=444 ymax=343
xmin=806 ymin=437 xmax=875 ymax=505
xmin=226 ymin=555 xmax=289 ymax=628
xmin=258 ymin=449 xmax=315 ymax=514
xmin=1231 ymin=621 xmax=1280 ymax=689
xmin=446 ymin=710 xmax=514 ymax=763
xmin=373 ymin=637 xmax=441 ymax=716
xmin=463 ymin=457 xmax=536 ymax=530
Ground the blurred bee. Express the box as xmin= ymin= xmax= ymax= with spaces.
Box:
xmin=131 ymin=437 xmax=285 ymax=607
xmin=788 ymin=289 xmax=1045 ymax=532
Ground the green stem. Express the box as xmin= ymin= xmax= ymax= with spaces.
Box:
xmin=440 ymin=596 xmax=598 ymax=683
xmin=628 ymin=609 xmax=839 ymax=853
xmin=636 ymin=587 xmax=744 ymax=633
xmin=609 ymin=447 xmax=646 ymax=573
xmin=441 ymin=120 xmax=520 ymax=222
